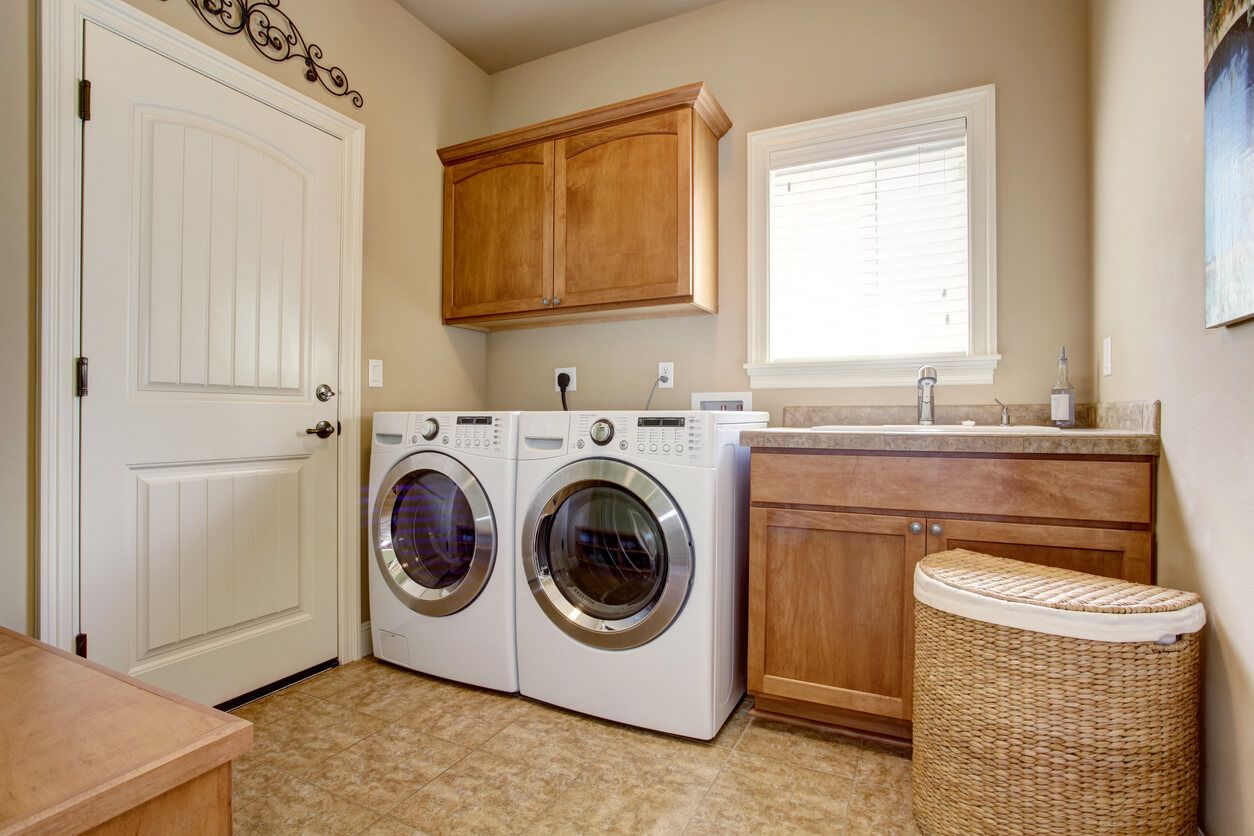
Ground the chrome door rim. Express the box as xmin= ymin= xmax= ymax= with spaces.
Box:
xmin=372 ymin=451 xmax=496 ymax=616
xmin=522 ymin=458 xmax=693 ymax=650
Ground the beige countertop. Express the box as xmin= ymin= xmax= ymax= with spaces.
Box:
xmin=742 ymin=426 xmax=1161 ymax=456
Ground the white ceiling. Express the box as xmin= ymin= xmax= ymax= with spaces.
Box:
xmin=396 ymin=0 xmax=724 ymax=73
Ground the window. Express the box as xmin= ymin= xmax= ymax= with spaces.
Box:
xmin=746 ymin=86 xmax=998 ymax=388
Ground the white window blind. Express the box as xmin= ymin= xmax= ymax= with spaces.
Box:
xmin=767 ymin=118 xmax=970 ymax=363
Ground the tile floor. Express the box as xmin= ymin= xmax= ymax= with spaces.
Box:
xmin=229 ymin=657 xmax=918 ymax=835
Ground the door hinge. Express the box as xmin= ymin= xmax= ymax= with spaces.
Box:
xmin=74 ymin=632 xmax=87 ymax=658
xmin=75 ymin=356 xmax=89 ymax=397
xmin=79 ymin=79 xmax=91 ymax=121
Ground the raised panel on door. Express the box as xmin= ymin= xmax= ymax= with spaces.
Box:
xmin=444 ymin=143 xmax=553 ymax=319
xmin=925 ymin=518 xmax=1153 ymax=583
xmin=554 ymin=110 xmax=692 ymax=307
xmin=749 ymin=508 xmax=926 ymax=720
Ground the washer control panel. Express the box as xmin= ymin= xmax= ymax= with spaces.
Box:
xmin=406 ymin=413 xmax=514 ymax=455
xmin=573 ymin=413 xmax=710 ymax=464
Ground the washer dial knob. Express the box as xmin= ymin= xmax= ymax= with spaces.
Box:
xmin=420 ymin=418 xmax=439 ymax=440
xmin=589 ymin=419 xmax=615 ymax=446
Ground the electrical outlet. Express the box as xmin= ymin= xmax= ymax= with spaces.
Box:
xmin=368 ymin=359 xmax=383 ymax=388
xmin=1102 ymin=337 xmax=1113 ymax=377
xmin=554 ymin=367 xmax=577 ymax=392
xmin=658 ymin=361 xmax=674 ymax=389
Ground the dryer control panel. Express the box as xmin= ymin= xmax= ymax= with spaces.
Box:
xmin=572 ymin=413 xmax=711 ymax=465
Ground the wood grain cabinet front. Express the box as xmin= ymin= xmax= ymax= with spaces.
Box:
xmin=749 ymin=509 xmax=926 ymax=725
xmin=442 ymin=143 xmax=554 ymax=320
xmin=746 ymin=449 xmax=1157 ymax=739
xmin=437 ymin=83 xmax=727 ymax=330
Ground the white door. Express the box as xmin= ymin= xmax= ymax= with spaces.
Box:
xmin=79 ymin=23 xmax=344 ymax=705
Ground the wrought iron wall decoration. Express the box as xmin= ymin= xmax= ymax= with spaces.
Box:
xmin=163 ymin=0 xmax=363 ymax=107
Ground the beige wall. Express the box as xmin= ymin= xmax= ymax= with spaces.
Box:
xmin=1091 ymin=3 xmax=1253 ymax=833
xmin=481 ymin=0 xmax=1093 ymax=420
xmin=0 ymin=0 xmax=494 ymax=633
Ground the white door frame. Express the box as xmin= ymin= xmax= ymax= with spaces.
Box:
xmin=39 ymin=0 xmax=366 ymax=665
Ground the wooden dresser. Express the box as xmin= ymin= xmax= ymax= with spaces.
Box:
xmin=0 ymin=628 xmax=252 ymax=834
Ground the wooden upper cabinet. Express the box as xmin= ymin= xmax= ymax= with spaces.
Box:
xmin=554 ymin=110 xmax=690 ymax=308
xmin=437 ymin=83 xmax=729 ymax=329
xmin=443 ymin=144 xmax=553 ymax=320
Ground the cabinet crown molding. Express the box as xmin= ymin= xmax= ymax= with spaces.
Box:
xmin=437 ymin=81 xmax=730 ymax=165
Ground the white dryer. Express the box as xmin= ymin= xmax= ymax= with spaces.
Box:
xmin=368 ymin=411 xmax=519 ymax=692
xmin=514 ymin=410 xmax=768 ymax=739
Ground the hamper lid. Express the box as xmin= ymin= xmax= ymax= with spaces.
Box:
xmin=914 ymin=549 xmax=1206 ymax=644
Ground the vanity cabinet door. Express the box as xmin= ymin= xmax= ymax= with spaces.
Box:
xmin=924 ymin=518 xmax=1153 ymax=584
xmin=553 ymin=110 xmax=692 ymax=308
xmin=748 ymin=508 xmax=927 ymax=721
xmin=443 ymin=143 xmax=554 ymax=320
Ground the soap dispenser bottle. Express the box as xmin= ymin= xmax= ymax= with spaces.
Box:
xmin=1051 ymin=346 xmax=1076 ymax=428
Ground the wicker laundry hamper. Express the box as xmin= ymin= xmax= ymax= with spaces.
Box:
xmin=911 ymin=549 xmax=1206 ymax=836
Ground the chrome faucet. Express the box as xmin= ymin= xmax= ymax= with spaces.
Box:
xmin=994 ymin=398 xmax=1011 ymax=426
xmin=917 ymin=365 xmax=938 ymax=425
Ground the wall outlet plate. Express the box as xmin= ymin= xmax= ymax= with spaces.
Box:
xmin=368 ymin=359 xmax=383 ymax=388
xmin=554 ymin=367 xmax=577 ymax=392
xmin=1102 ymin=337 xmax=1112 ymax=377
xmin=691 ymin=391 xmax=753 ymax=411
xmin=658 ymin=361 xmax=674 ymax=388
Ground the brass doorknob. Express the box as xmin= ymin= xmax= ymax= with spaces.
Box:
xmin=306 ymin=420 xmax=335 ymax=439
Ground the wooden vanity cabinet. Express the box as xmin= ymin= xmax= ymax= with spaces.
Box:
xmin=437 ymin=83 xmax=727 ymax=329
xmin=747 ymin=450 xmax=1157 ymax=739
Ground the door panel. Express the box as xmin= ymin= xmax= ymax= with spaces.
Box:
xmin=444 ymin=143 xmax=553 ymax=318
xmin=554 ymin=110 xmax=691 ymax=307
xmin=925 ymin=518 xmax=1153 ymax=583
xmin=81 ymin=24 xmax=342 ymax=705
xmin=139 ymin=111 xmax=310 ymax=395
xmin=749 ymin=508 xmax=926 ymax=719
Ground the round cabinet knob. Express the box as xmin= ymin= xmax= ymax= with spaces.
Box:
xmin=420 ymin=418 xmax=439 ymax=440
xmin=589 ymin=419 xmax=614 ymax=446
xmin=541 ymin=297 xmax=551 ymax=306
xmin=909 ymin=522 xmax=924 ymax=535
xmin=552 ymin=297 xmax=561 ymax=306
xmin=929 ymin=523 xmax=944 ymax=536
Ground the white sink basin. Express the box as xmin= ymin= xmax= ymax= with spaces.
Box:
xmin=810 ymin=424 xmax=1064 ymax=434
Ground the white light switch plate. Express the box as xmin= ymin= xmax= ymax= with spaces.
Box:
xmin=368 ymin=359 xmax=383 ymax=388
xmin=1102 ymin=337 xmax=1112 ymax=377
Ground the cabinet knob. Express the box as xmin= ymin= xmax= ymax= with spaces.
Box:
xmin=552 ymin=297 xmax=561 ymax=306
xmin=909 ymin=522 xmax=923 ymax=535
xmin=930 ymin=523 xmax=944 ymax=536
xmin=541 ymin=297 xmax=551 ymax=306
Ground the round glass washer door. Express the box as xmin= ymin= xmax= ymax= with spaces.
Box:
xmin=372 ymin=451 xmax=496 ymax=616
xmin=521 ymin=459 xmax=693 ymax=650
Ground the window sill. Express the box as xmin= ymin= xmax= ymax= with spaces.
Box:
xmin=744 ymin=354 xmax=1001 ymax=389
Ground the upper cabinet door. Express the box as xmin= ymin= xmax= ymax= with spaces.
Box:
xmin=553 ymin=110 xmax=692 ymax=308
xmin=443 ymin=143 xmax=554 ymax=320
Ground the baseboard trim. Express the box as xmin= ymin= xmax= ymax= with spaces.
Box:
xmin=359 ymin=621 xmax=372 ymax=658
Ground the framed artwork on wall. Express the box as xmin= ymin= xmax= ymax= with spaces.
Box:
xmin=1205 ymin=1 xmax=1254 ymax=327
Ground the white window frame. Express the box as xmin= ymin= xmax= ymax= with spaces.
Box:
xmin=745 ymin=85 xmax=998 ymax=389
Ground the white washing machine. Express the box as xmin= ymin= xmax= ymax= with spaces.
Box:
xmin=368 ymin=411 xmax=519 ymax=692
xmin=514 ymin=409 xmax=769 ymax=739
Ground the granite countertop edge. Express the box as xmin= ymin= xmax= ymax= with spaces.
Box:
xmin=741 ymin=427 xmax=1161 ymax=457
